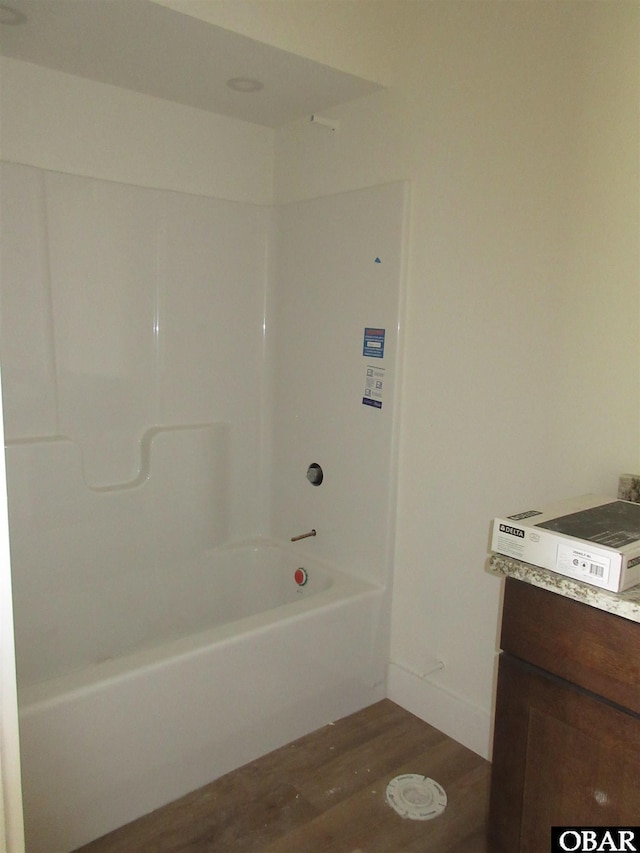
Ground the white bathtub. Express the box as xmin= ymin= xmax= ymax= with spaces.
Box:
xmin=17 ymin=541 xmax=386 ymax=853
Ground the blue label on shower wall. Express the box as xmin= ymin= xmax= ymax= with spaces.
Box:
xmin=363 ymin=327 xmax=385 ymax=358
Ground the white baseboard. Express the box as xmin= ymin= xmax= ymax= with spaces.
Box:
xmin=387 ymin=661 xmax=493 ymax=760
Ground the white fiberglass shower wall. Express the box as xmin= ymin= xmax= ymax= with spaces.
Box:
xmin=2 ymin=162 xmax=407 ymax=689
xmin=270 ymin=185 xmax=407 ymax=586
xmin=1 ymin=162 xmax=270 ymax=685
xmin=0 ymin=158 xmax=407 ymax=848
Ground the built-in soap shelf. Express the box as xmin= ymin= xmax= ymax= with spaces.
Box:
xmin=5 ymin=423 xmax=230 ymax=601
xmin=5 ymin=423 xmax=226 ymax=492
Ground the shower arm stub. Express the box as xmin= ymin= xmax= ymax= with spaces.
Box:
xmin=291 ymin=529 xmax=316 ymax=542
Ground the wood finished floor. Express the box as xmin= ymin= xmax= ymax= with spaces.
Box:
xmin=75 ymin=699 xmax=492 ymax=853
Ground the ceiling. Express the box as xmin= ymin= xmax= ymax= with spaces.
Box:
xmin=0 ymin=0 xmax=382 ymax=127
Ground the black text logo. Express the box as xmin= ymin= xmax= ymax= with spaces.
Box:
xmin=499 ymin=523 xmax=525 ymax=538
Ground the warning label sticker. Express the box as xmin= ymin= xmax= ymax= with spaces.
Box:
xmin=363 ymin=328 xmax=385 ymax=359
xmin=363 ymin=365 xmax=385 ymax=409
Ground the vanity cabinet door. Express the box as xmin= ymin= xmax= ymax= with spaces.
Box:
xmin=489 ymin=653 xmax=640 ymax=853
xmin=500 ymin=577 xmax=640 ymax=715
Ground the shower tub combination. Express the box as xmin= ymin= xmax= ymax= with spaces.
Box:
xmin=17 ymin=538 xmax=385 ymax=853
xmin=5 ymin=427 xmax=387 ymax=852
xmin=1 ymin=165 xmax=406 ymax=853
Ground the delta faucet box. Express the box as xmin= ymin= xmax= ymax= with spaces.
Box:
xmin=491 ymin=494 xmax=640 ymax=592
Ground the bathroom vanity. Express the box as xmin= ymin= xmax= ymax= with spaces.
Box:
xmin=487 ymin=555 xmax=640 ymax=852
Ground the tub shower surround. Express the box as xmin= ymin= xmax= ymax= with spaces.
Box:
xmin=19 ymin=544 xmax=382 ymax=853
xmin=0 ymin=162 xmax=406 ymax=851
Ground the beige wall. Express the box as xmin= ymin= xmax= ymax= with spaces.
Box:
xmin=272 ymin=0 xmax=640 ymax=754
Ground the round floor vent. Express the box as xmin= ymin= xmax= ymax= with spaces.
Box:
xmin=385 ymin=774 xmax=447 ymax=820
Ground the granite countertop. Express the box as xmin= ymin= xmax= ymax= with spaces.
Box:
xmin=488 ymin=553 xmax=640 ymax=624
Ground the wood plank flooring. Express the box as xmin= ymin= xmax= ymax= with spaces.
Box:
xmin=75 ymin=699 xmax=492 ymax=853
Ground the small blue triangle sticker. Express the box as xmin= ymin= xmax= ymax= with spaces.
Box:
xmin=375 ymin=257 xmax=381 ymax=263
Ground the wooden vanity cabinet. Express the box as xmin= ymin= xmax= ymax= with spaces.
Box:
xmin=488 ymin=577 xmax=640 ymax=852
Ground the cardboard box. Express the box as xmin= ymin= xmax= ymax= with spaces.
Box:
xmin=491 ymin=494 xmax=640 ymax=592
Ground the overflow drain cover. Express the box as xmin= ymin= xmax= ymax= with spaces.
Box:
xmin=385 ymin=774 xmax=447 ymax=820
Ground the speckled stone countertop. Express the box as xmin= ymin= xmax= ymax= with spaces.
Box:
xmin=488 ymin=553 xmax=640 ymax=624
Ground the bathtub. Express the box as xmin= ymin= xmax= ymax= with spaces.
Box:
xmin=17 ymin=540 xmax=387 ymax=853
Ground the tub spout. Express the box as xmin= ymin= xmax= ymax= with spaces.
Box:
xmin=291 ymin=529 xmax=316 ymax=542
